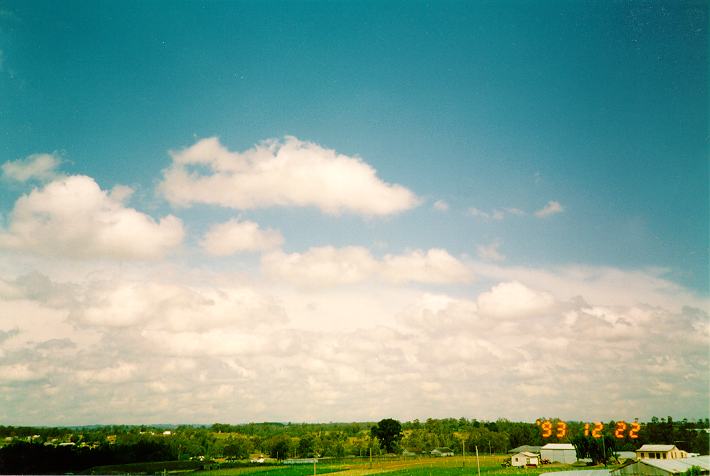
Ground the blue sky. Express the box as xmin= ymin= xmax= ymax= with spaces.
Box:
xmin=0 ymin=0 xmax=707 ymax=425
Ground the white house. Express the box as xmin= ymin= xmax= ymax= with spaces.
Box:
xmin=541 ymin=443 xmax=577 ymax=464
xmin=512 ymin=451 xmax=540 ymax=467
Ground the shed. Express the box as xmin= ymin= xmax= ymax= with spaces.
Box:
xmin=612 ymin=455 xmax=709 ymax=476
xmin=512 ymin=451 xmax=540 ymax=467
xmin=540 ymin=443 xmax=577 ymax=464
xmin=509 ymin=445 xmax=543 ymax=454
xmin=431 ymin=447 xmax=454 ymax=457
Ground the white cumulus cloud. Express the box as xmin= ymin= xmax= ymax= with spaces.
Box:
xmin=476 ymin=281 xmax=555 ymax=318
xmin=535 ymin=200 xmax=564 ymax=218
xmin=158 ymin=136 xmax=420 ymax=216
xmin=381 ymin=248 xmax=472 ymax=284
xmin=2 ymin=153 xmax=61 ymax=182
xmin=0 ymin=175 xmax=184 ymax=259
xmin=200 ymin=219 xmax=284 ymax=255
xmin=262 ymin=246 xmax=378 ymax=286
xmin=262 ymin=246 xmax=471 ymax=286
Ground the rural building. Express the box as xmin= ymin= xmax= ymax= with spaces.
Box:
xmin=612 ymin=455 xmax=709 ymax=476
xmin=512 ymin=451 xmax=540 ymax=467
xmin=636 ymin=445 xmax=688 ymax=460
xmin=509 ymin=445 xmax=542 ymax=454
xmin=431 ymin=447 xmax=454 ymax=457
xmin=616 ymin=451 xmax=638 ymax=461
xmin=540 ymin=443 xmax=577 ymax=464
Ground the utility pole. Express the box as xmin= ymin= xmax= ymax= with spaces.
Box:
xmin=475 ymin=445 xmax=481 ymax=476
xmin=462 ymin=439 xmax=466 ymax=468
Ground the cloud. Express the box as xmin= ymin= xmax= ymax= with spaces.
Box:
xmin=468 ymin=207 xmax=525 ymax=221
xmin=472 ymin=261 xmax=709 ymax=312
xmin=262 ymin=246 xmax=378 ymax=286
xmin=0 ymin=260 xmax=706 ymax=424
xmin=261 ymin=246 xmax=471 ymax=286
xmin=535 ymin=200 xmax=564 ymax=218
xmin=71 ymin=281 xmax=286 ymax=331
xmin=0 ymin=364 xmax=45 ymax=383
xmin=2 ymin=153 xmax=61 ymax=182
xmin=433 ymin=200 xmax=449 ymax=211
xmin=381 ymin=249 xmax=472 ymax=284
xmin=200 ymin=219 xmax=284 ymax=256
xmin=159 ymin=136 xmax=420 ymax=216
xmin=476 ymin=241 xmax=505 ymax=262
xmin=76 ymin=363 xmax=137 ymax=384
xmin=476 ymin=281 xmax=555 ymax=318
xmin=0 ymin=175 xmax=184 ymax=260
xmin=468 ymin=207 xmax=504 ymax=221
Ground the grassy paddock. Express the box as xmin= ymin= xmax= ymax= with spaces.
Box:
xmin=191 ymin=464 xmax=344 ymax=476
xmin=189 ymin=455 xmax=616 ymax=476
xmin=85 ymin=459 xmax=205 ymax=474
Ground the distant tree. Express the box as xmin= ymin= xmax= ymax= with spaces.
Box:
xmin=298 ymin=435 xmax=314 ymax=457
xmin=268 ymin=435 xmax=291 ymax=460
xmin=223 ymin=437 xmax=250 ymax=460
xmin=371 ymin=419 xmax=403 ymax=454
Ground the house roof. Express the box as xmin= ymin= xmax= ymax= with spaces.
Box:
xmin=633 ymin=456 xmax=710 ymax=474
xmin=509 ymin=445 xmax=542 ymax=454
xmin=519 ymin=452 xmax=539 ymax=457
xmin=541 ymin=443 xmax=575 ymax=450
xmin=637 ymin=445 xmax=677 ymax=452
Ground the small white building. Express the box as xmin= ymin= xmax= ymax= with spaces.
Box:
xmin=541 ymin=443 xmax=577 ymax=464
xmin=512 ymin=451 xmax=540 ymax=467
xmin=431 ymin=447 xmax=454 ymax=457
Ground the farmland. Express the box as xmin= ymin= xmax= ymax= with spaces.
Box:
xmin=188 ymin=455 xmax=607 ymax=476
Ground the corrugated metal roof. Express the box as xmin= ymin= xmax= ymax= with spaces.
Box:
xmin=509 ymin=445 xmax=542 ymax=454
xmin=637 ymin=445 xmax=677 ymax=452
xmin=638 ymin=456 xmax=710 ymax=474
xmin=542 ymin=443 xmax=576 ymax=450
xmin=542 ymin=470 xmax=611 ymax=476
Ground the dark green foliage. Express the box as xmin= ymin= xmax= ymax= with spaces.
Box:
xmin=682 ymin=466 xmax=703 ymax=476
xmin=268 ymin=435 xmax=291 ymax=460
xmin=0 ymin=439 xmax=177 ymax=474
xmin=371 ymin=419 xmax=403 ymax=454
xmin=572 ymin=435 xmax=615 ymax=465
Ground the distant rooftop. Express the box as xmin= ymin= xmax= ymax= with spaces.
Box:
xmin=637 ymin=445 xmax=677 ymax=452
xmin=542 ymin=443 xmax=575 ymax=450
xmin=618 ymin=456 xmax=710 ymax=474
xmin=509 ymin=445 xmax=542 ymax=454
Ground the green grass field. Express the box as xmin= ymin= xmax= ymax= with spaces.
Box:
xmin=191 ymin=464 xmax=344 ymax=476
xmin=185 ymin=455 xmax=615 ymax=476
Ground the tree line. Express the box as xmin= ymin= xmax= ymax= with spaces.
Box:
xmin=1 ymin=417 xmax=707 ymax=473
